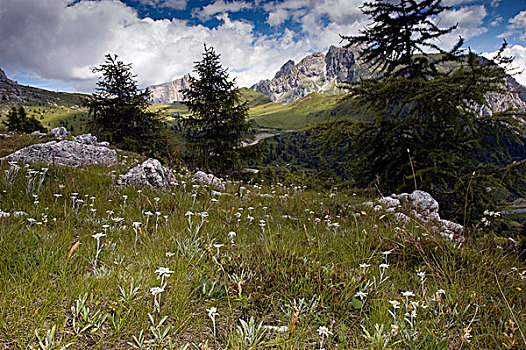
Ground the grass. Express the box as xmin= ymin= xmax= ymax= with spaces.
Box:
xmin=0 ymin=135 xmax=524 ymax=349
xmin=249 ymin=93 xmax=368 ymax=130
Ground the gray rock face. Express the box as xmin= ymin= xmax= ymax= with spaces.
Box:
xmin=118 ymin=159 xmax=175 ymax=188
xmin=49 ymin=127 xmax=69 ymax=139
xmin=369 ymin=190 xmax=464 ymax=241
xmin=73 ymin=133 xmax=98 ymax=145
xmin=408 ymin=190 xmax=439 ymax=218
xmin=251 ymin=45 xmax=364 ymax=104
xmin=1 ymin=140 xmax=117 ymax=167
xmin=147 ymin=74 xmax=191 ymax=104
xmin=0 ymin=67 xmax=67 ymax=105
xmin=250 ymin=47 xmax=526 ymax=114
xmin=193 ymin=171 xmax=226 ymax=191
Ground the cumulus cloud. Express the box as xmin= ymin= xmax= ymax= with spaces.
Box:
xmin=0 ymin=0 xmax=510 ymax=93
xmin=193 ymin=0 xmax=253 ymax=21
xmin=0 ymin=0 xmax=314 ymax=92
xmin=483 ymin=44 xmax=526 ymax=86
xmin=433 ymin=5 xmax=488 ymax=49
xmin=135 ymin=0 xmax=188 ymax=10
xmin=499 ymin=10 xmax=526 ymax=40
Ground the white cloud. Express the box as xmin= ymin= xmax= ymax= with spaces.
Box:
xmin=0 ymin=0 xmax=313 ymax=92
xmin=193 ymin=0 xmax=253 ymax=21
xmin=434 ymin=5 xmax=488 ymax=49
xmin=0 ymin=0 xmax=512 ymax=94
xmin=483 ymin=44 xmax=526 ymax=86
xmin=499 ymin=10 xmax=526 ymax=40
xmin=135 ymin=0 xmax=188 ymax=10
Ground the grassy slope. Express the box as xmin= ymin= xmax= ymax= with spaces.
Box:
xmin=0 ymin=136 xmax=524 ymax=349
xmin=249 ymin=92 xmax=367 ymax=130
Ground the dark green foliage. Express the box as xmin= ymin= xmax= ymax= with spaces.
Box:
xmin=182 ymin=45 xmax=250 ymax=173
xmin=320 ymin=0 xmax=526 ymax=225
xmin=85 ymin=54 xmax=168 ymax=157
xmin=2 ymin=106 xmax=46 ymax=133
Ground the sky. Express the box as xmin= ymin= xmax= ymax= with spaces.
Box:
xmin=0 ymin=0 xmax=525 ymax=93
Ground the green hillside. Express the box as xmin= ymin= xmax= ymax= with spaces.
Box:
xmin=249 ymin=92 xmax=366 ymax=130
xmin=0 ymin=134 xmax=524 ymax=348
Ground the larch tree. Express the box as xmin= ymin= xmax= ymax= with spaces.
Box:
xmin=320 ymin=0 xmax=525 ymax=224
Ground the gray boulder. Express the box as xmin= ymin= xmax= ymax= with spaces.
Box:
xmin=49 ymin=127 xmax=69 ymax=139
xmin=1 ymin=140 xmax=117 ymax=167
xmin=118 ymin=159 xmax=175 ymax=188
xmin=74 ymin=133 xmax=98 ymax=145
xmin=193 ymin=171 xmax=226 ymax=191
xmin=408 ymin=190 xmax=439 ymax=219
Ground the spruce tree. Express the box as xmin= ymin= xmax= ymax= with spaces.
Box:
xmin=182 ymin=45 xmax=249 ymax=173
xmin=3 ymin=106 xmax=46 ymax=133
xmin=321 ymin=0 xmax=525 ymax=224
xmin=85 ymin=54 xmax=167 ymax=156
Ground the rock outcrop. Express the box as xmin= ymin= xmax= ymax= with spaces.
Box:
xmin=147 ymin=74 xmax=191 ymax=104
xmin=1 ymin=139 xmax=117 ymax=167
xmin=193 ymin=171 xmax=226 ymax=191
xmin=49 ymin=127 xmax=69 ymax=139
xmin=367 ymin=190 xmax=464 ymax=241
xmin=117 ymin=159 xmax=175 ymax=188
xmin=250 ymin=46 xmax=526 ymax=113
xmin=251 ymin=46 xmax=365 ymax=104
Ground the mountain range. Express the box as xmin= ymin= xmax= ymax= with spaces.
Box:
xmin=145 ymin=45 xmax=526 ymax=117
xmin=0 ymin=68 xmax=83 ymax=110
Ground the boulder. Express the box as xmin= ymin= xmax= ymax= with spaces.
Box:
xmin=368 ymin=190 xmax=464 ymax=241
xmin=48 ymin=127 xmax=69 ymax=139
xmin=407 ymin=190 xmax=439 ymax=219
xmin=31 ymin=131 xmax=46 ymax=137
xmin=193 ymin=171 xmax=226 ymax=191
xmin=1 ymin=140 xmax=117 ymax=167
xmin=73 ymin=133 xmax=98 ymax=145
xmin=118 ymin=159 xmax=175 ymax=188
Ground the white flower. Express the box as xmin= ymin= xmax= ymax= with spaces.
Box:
xmin=92 ymin=232 xmax=106 ymax=240
xmin=359 ymin=263 xmax=371 ymax=269
xmin=401 ymin=291 xmax=415 ymax=297
xmin=379 ymin=263 xmax=390 ymax=269
xmin=185 ymin=211 xmax=194 ymax=216
xmin=355 ymin=291 xmax=368 ymax=300
xmin=132 ymin=221 xmax=141 ymax=228
xmin=389 ymin=300 xmax=400 ymax=309
xmin=150 ymin=286 xmax=164 ymax=296
xmin=382 ymin=250 xmax=393 ymax=257
xmin=155 ymin=267 xmax=174 ymax=279
xmin=317 ymin=326 xmax=333 ymax=337
xmin=207 ymin=307 xmax=218 ymax=318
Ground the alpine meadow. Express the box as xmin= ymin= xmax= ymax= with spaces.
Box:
xmin=0 ymin=0 xmax=525 ymax=349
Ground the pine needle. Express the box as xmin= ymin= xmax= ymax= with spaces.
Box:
xmin=67 ymin=240 xmax=80 ymax=260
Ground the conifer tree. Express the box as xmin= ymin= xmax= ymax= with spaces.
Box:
xmin=321 ymin=0 xmax=525 ymax=224
xmin=3 ymin=106 xmax=46 ymax=133
xmin=85 ymin=54 xmax=167 ymax=156
xmin=182 ymin=45 xmax=249 ymax=173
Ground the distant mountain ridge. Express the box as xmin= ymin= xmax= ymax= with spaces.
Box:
xmin=251 ymin=45 xmax=368 ymax=104
xmin=0 ymin=68 xmax=84 ymax=108
xmin=147 ymin=74 xmax=191 ymax=104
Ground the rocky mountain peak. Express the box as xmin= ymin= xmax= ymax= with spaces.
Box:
xmin=0 ymin=68 xmax=8 ymax=82
xmin=251 ymin=46 xmax=364 ymax=104
xmin=274 ymin=60 xmax=295 ymax=79
xmin=147 ymin=74 xmax=192 ymax=104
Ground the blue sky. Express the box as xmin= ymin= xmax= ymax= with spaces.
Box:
xmin=1 ymin=0 xmax=525 ymax=93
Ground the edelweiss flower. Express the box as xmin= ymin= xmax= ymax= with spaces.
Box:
xmin=155 ymin=267 xmax=174 ymax=279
